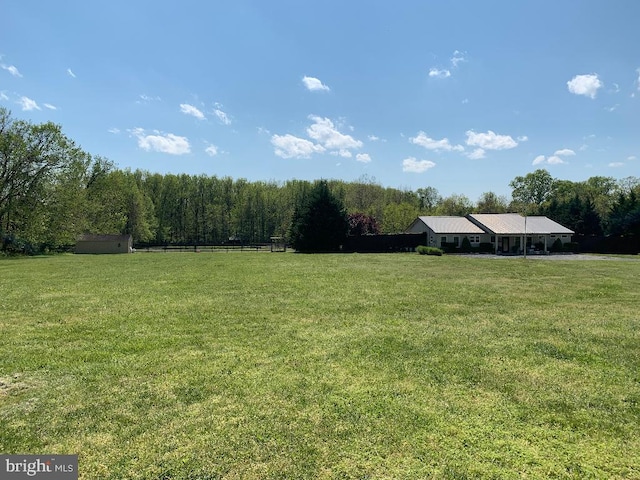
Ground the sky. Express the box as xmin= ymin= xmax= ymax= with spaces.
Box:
xmin=2 ymin=1 xmax=639 ymax=201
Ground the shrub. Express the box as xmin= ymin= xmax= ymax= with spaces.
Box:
xmin=478 ymin=242 xmax=494 ymax=253
xmin=440 ymin=242 xmax=458 ymax=253
xmin=563 ymin=242 xmax=580 ymax=253
xmin=417 ymin=245 xmax=443 ymax=256
xmin=550 ymin=238 xmax=563 ymax=252
xmin=460 ymin=236 xmax=472 ymax=253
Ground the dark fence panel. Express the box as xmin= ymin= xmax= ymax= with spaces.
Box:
xmin=343 ymin=233 xmax=427 ymax=253
xmin=573 ymin=235 xmax=639 ymax=254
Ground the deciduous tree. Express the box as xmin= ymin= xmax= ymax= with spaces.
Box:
xmin=509 ymin=169 xmax=556 ymax=213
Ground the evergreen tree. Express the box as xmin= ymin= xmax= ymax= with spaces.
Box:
xmin=580 ymin=197 xmax=603 ymax=235
xmin=608 ymin=190 xmax=640 ymax=236
xmin=289 ymin=180 xmax=348 ymax=253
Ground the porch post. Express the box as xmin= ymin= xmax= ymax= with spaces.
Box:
xmin=523 ymin=214 xmax=527 ymax=259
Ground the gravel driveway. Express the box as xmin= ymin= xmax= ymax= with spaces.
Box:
xmin=459 ymin=253 xmax=638 ymax=261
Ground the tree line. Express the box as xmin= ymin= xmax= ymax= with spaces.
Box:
xmin=1 ymin=108 xmax=638 ymax=253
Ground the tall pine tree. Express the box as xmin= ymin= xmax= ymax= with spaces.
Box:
xmin=289 ymin=180 xmax=348 ymax=253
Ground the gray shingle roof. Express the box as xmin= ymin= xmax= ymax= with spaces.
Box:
xmin=77 ymin=234 xmax=132 ymax=242
xmin=467 ymin=214 xmax=574 ymax=235
xmin=412 ymin=216 xmax=485 ymax=234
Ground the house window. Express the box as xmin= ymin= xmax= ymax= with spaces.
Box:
xmin=441 ymin=236 xmax=447 ymax=244
xmin=490 ymin=236 xmax=495 ymax=242
xmin=470 ymin=235 xmax=480 ymax=243
xmin=453 ymin=237 xmax=459 ymax=246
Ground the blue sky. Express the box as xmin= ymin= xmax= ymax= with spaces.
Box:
xmin=2 ymin=1 xmax=639 ymax=201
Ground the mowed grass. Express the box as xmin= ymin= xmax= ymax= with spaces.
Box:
xmin=1 ymin=253 xmax=639 ymax=479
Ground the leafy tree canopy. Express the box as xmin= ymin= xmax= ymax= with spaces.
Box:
xmin=348 ymin=212 xmax=381 ymax=236
xmin=509 ymin=169 xmax=556 ymax=212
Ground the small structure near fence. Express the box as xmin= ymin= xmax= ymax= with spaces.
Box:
xmin=75 ymin=234 xmax=132 ymax=254
xmin=270 ymin=236 xmax=287 ymax=252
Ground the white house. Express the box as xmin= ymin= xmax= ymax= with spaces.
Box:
xmin=467 ymin=213 xmax=574 ymax=254
xmin=407 ymin=214 xmax=574 ymax=254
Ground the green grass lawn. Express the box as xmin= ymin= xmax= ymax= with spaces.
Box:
xmin=1 ymin=252 xmax=639 ymax=479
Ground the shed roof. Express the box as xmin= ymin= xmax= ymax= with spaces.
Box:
xmin=467 ymin=214 xmax=574 ymax=235
xmin=412 ymin=216 xmax=485 ymax=234
xmin=77 ymin=234 xmax=132 ymax=242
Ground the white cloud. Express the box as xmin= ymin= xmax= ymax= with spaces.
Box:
xmin=108 ymin=128 xmax=120 ymax=134
xmin=180 ymin=103 xmax=206 ymax=120
xmin=410 ymin=131 xmax=464 ymax=152
xmin=467 ymin=148 xmax=486 ymax=160
xmin=368 ymin=135 xmax=379 ymax=141
xmin=272 ymin=115 xmax=364 ymax=159
xmin=609 ymin=162 xmax=624 ymax=167
xmin=554 ymin=148 xmax=575 ymax=156
xmin=43 ymin=103 xmax=57 ymax=110
xmin=302 ymin=76 xmax=330 ymax=92
xmin=428 ymin=68 xmax=451 ymax=79
xmin=205 ymin=144 xmax=218 ymax=157
xmin=356 ymin=153 xmax=371 ymax=163
xmin=271 ymin=134 xmax=325 ymax=159
xmin=402 ymin=157 xmax=436 ymax=173
xmin=0 ymin=91 xmax=8 ymax=101
xmin=567 ymin=74 xmax=603 ymax=99
xmin=636 ymin=68 xmax=640 ymax=91
xmin=17 ymin=96 xmax=40 ymax=111
xmin=547 ymin=156 xmax=566 ymax=165
xmin=213 ymin=104 xmax=231 ymax=125
xmin=1 ymin=64 xmax=22 ymax=77
xmin=517 ymin=136 xmax=528 ymax=142
xmin=532 ymin=153 xmax=567 ymax=166
xmin=628 ymin=155 xmax=637 ymax=161
xmin=332 ymin=149 xmax=352 ymax=158
xmin=606 ymin=104 xmax=619 ymax=112
xmin=131 ymin=128 xmax=191 ymax=155
xmin=67 ymin=68 xmax=76 ymax=78
xmin=465 ymin=130 xmax=518 ymax=150
xmin=450 ymin=50 xmax=467 ymax=68
xmin=137 ymin=94 xmax=161 ymax=104
xmin=306 ymin=115 xmax=363 ymax=151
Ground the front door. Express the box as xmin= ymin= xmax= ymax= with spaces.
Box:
xmin=501 ymin=236 xmax=510 ymax=253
